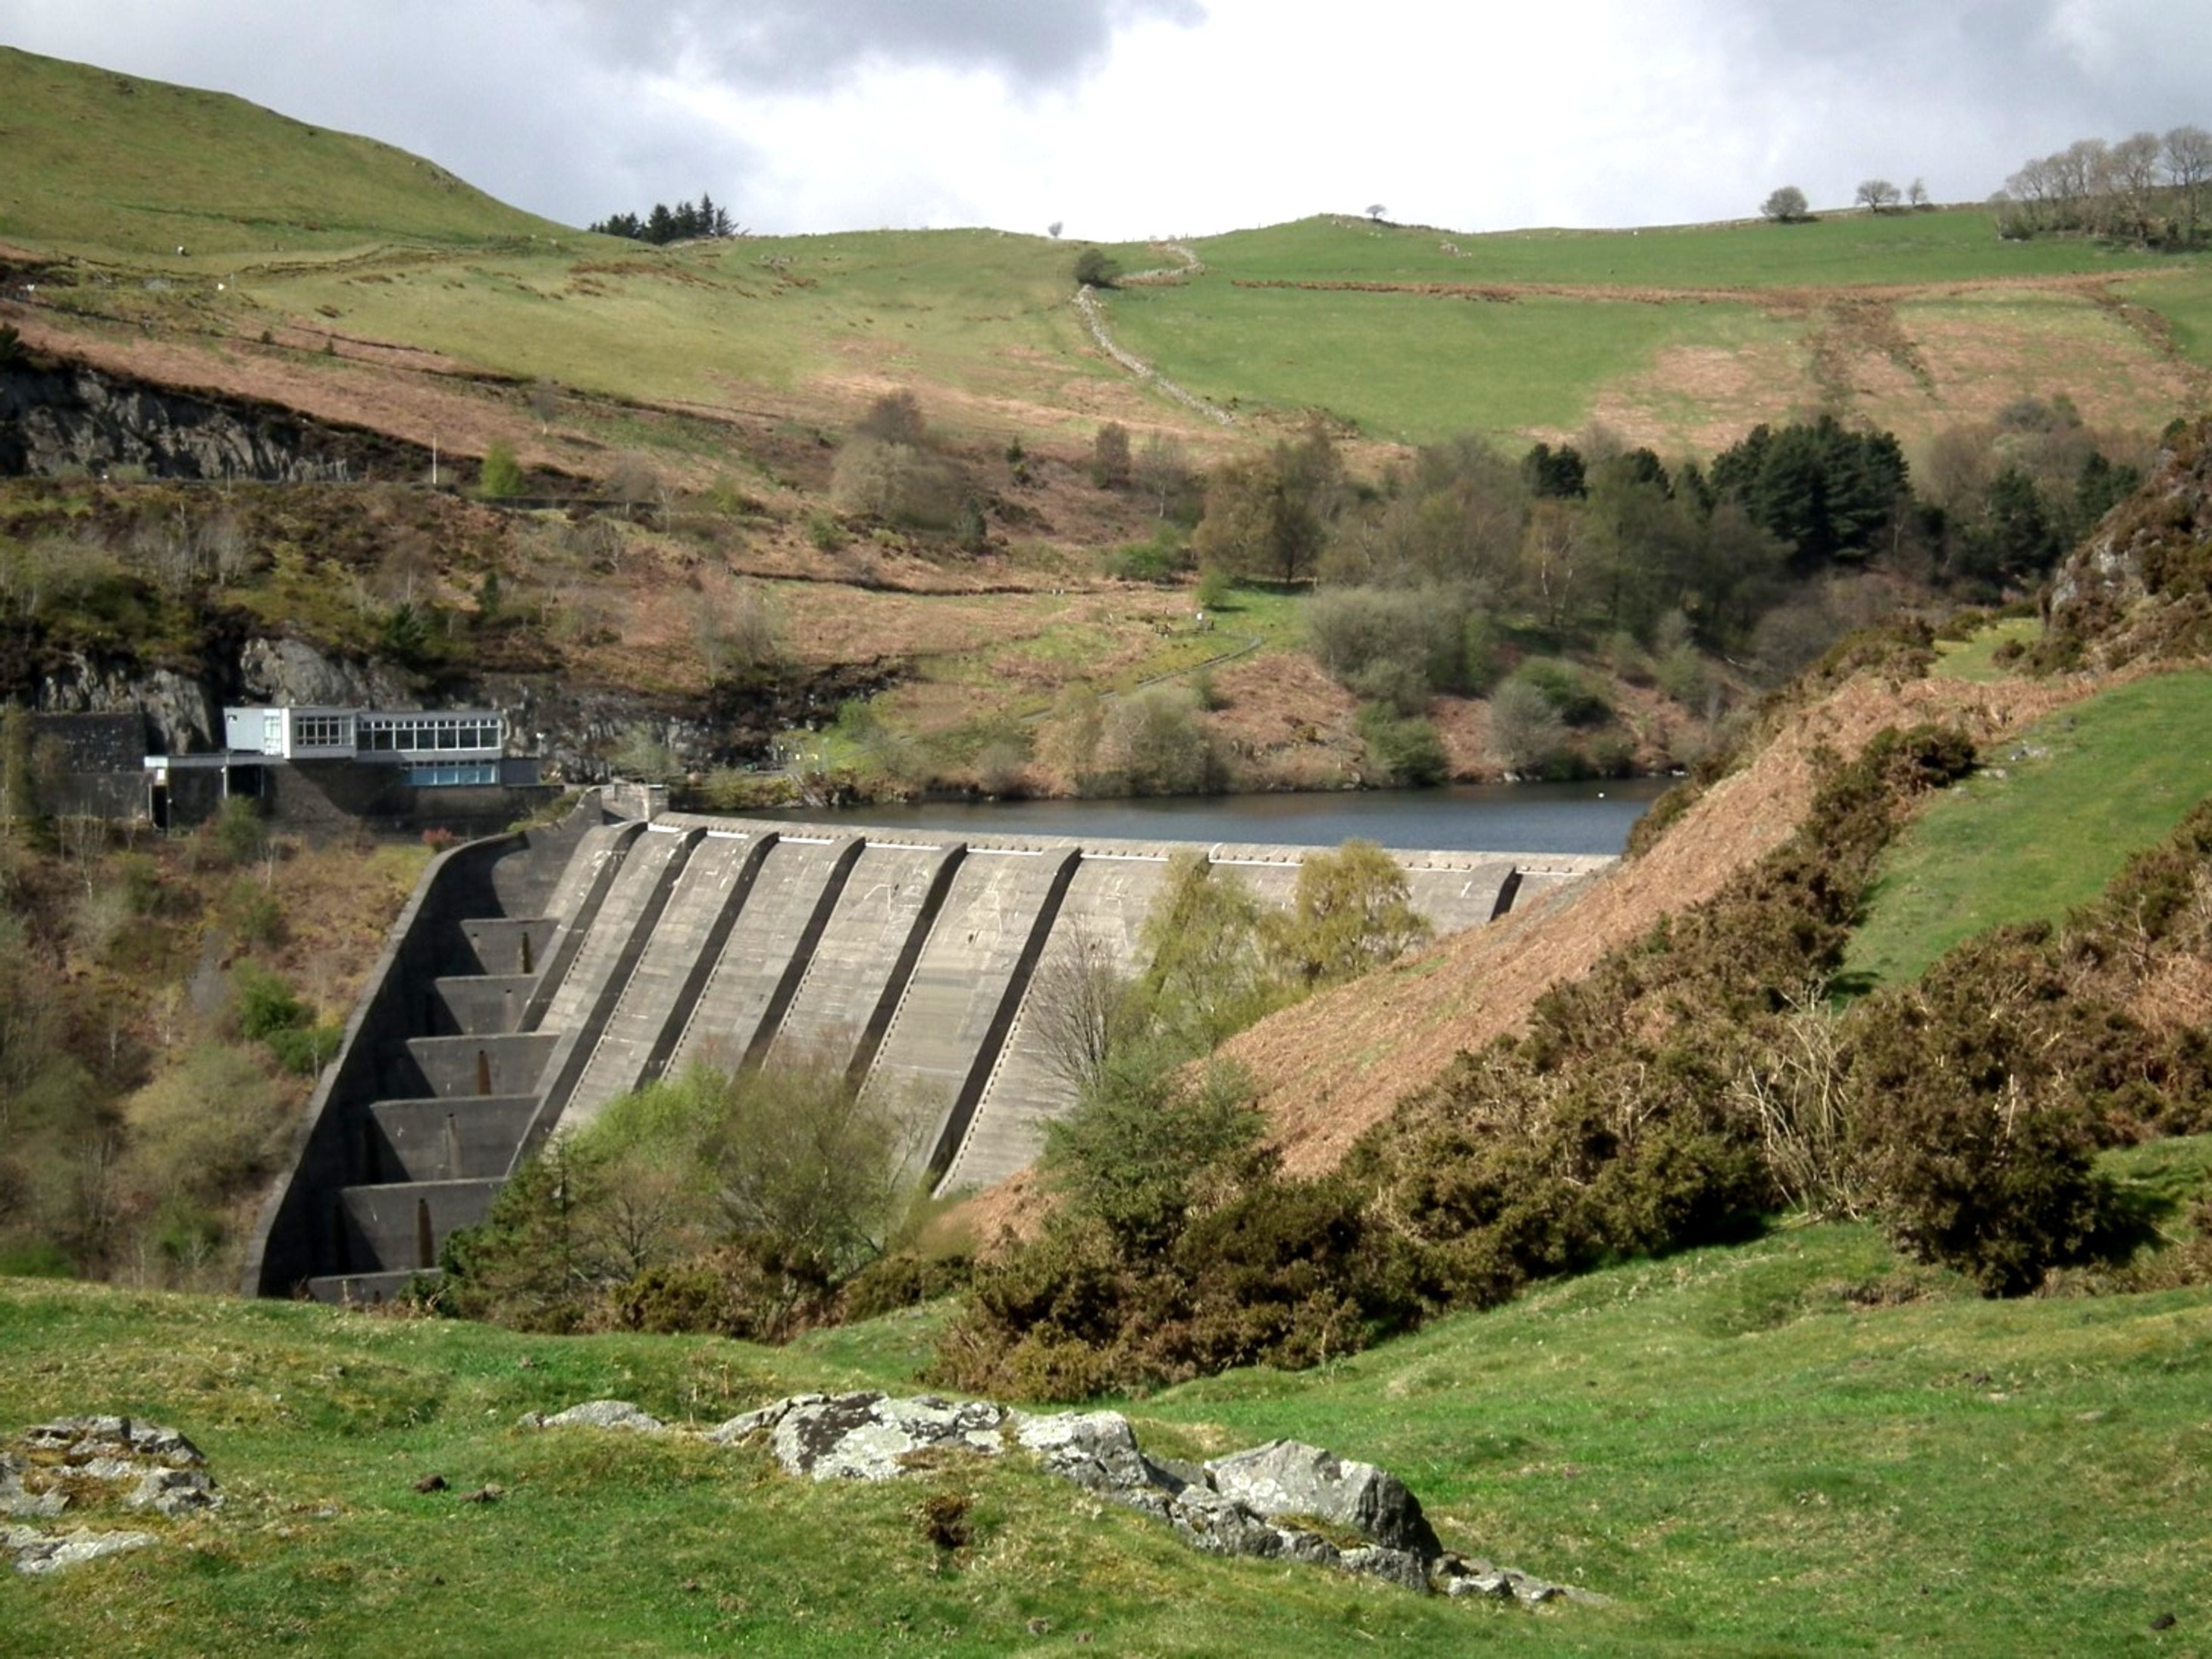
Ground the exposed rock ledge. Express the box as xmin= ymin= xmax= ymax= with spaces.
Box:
xmin=2 ymin=1415 xmax=222 ymax=1575
xmin=524 ymin=1391 xmax=1600 ymax=1606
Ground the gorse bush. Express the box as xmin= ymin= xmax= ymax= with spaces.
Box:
xmin=437 ymin=1055 xmax=929 ymax=1338
xmin=942 ymin=719 xmax=2206 ymax=1399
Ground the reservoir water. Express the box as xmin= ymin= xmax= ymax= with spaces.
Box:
xmin=760 ymin=776 xmax=1668 ymax=857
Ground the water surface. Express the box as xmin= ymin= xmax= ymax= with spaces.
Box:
xmin=760 ymin=777 xmax=1668 ymax=856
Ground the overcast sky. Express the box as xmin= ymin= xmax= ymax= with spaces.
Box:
xmin=4 ymin=1 xmax=2207 ymax=240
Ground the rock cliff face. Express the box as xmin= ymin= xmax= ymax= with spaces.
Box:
xmin=33 ymin=653 xmax=221 ymax=753
xmin=2045 ymin=417 xmax=2212 ymax=666
xmin=0 ymin=360 xmax=431 ymax=482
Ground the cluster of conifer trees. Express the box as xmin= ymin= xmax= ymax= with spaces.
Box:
xmin=588 ymin=194 xmax=736 ymax=244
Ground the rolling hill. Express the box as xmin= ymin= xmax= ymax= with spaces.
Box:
xmin=2 ymin=43 xmax=2207 ymax=463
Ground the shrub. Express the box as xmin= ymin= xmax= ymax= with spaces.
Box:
xmin=1356 ymin=705 xmax=1448 ymax=786
xmin=1073 ymin=246 xmax=1120 ymax=287
xmin=1505 ymin=657 xmax=1612 ymax=726
xmin=233 ymin=961 xmax=309 ymax=1042
xmin=1487 ymin=679 xmax=1566 ymax=776
xmin=211 ymin=796 xmax=267 ymax=866
xmin=478 ymin=441 xmax=526 ymax=500
xmin=840 ymin=1250 xmax=974 ymax=1322
xmin=1101 ymin=685 xmax=1231 ymax=797
xmin=1307 ymin=585 xmax=1462 ymax=698
xmin=1041 ymin=1058 xmax=1264 ymax=1253
xmin=1844 ymin=927 xmax=2151 ymax=1294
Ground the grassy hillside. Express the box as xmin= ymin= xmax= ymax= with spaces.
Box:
xmin=0 ymin=48 xmax=570 ymax=260
xmin=1193 ymin=210 xmax=2195 ymax=289
xmin=1109 ymin=214 xmax=2212 ymax=447
xmin=3 ymin=1201 xmax=2208 ymax=1654
xmin=1844 ymin=667 xmax=2212 ymax=991
xmin=5 ymin=45 xmax=2206 ymax=461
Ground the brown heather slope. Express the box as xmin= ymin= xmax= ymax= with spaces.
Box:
xmin=1233 ymin=669 xmax=2098 ymax=1178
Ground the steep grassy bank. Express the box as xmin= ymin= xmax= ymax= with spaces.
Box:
xmin=1844 ymin=669 xmax=2212 ymax=989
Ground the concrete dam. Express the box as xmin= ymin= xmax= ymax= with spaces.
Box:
xmin=244 ymin=804 xmax=1612 ymax=1302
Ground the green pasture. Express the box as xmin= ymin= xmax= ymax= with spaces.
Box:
xmin=1928 ymin=616 xmax=2042 ymax=682
xmin=1844 ymin=668 xmax=2212 ymax=992
xmin=1196 ymin=209 xmax=2203 ymax=290
xmin=863 ymin=579 xmax=1308 ymax=756
xmin=2119 ymin=268 xmax=2212 ymax=370
xmin=5 ymin=1190 xmax=2210 ymax=1654
xmin=1104 ymin=281 xmax=1800 ymax=442
xmin=8 ymin=40 xmax=2207 ymax=461
xmin=232 ymin=230 xmax=1127 ymax=426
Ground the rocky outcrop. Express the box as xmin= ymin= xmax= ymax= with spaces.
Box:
xmin=239 ymin=635 xmax=418 ymax=710
xmin=34 ymin=652 xmax=221 ymax=754
xmin=0 ymin=360 xmax=428 ymax=482
xmin=528 ymin=1391 xmax=1599 ymax=1605
xmin=2045 ymin=417 xmax=2212 ymax=664
xmin=2 ymin=1415 xmax=222 ymax=1575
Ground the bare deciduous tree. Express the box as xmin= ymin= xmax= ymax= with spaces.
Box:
xmin=1854 ymin=178 xmax=1901 ymax=213
xmin=1133 ymin=434 xmax=1193 ymax=521
xmin=1091 ymin=421 xmax=1132 ymax=490
xmin=2167 ymin=124 xmax=2212 ymax=244
xmin=2107 ymin=132 xmax=2163 ymax=240
xmin=1024 ymin=923 xmax=1133 ymax=1093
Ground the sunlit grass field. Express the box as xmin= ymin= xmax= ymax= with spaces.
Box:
xmin=4 ymin=1193 xmax=2208 ymax=1654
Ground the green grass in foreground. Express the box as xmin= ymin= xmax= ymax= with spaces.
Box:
xmin=1845 ymin=668 xmax=2212 ymax=990
xmin=5 ymin=1200 xmax=2210 ymax=1654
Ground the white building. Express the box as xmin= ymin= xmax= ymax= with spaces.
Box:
xmin=218 ymin=706 xmax=509 ymax=788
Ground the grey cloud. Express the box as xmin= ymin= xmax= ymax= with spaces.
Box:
xmin=558 ymin=0 xmax=1205 ymax=89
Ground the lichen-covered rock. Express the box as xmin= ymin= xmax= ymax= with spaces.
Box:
xmin=1011 ymin=1409 xmax=1195 ymax=1522
xmin=531 ymin=1391 xmax=1593 ymax=1604
xmin=0 ymin=1454 xmax=68 ymax=1520
xmin=1204 ymin=1438 xmax=1441 ymax=1560
xmin=526 ymin=1400 xmax=668 ymax=1435
xmin=1 ymin=1414 xmax=230 ymax=1575
xmin=3 ymin=1523 xmax=158 ymax=1576
xmin=125 ymin=1468 xmax=221 ymax=1518
xmin=19 ymin=1416 xmax=206 ymax=1469
xmin=763 ymin=1394 xmax=1011 ymax=1482
xmin=705 ymin=1394 xmax=826 ymax=1446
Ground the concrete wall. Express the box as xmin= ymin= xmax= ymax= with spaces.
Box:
xmin=248 ymin=801 xmax=1615 ymax=1300
xmin=242 ymin=805 xmax=615 ymax=1297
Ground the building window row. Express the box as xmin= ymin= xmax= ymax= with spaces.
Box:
xmin=405 ymin=762 xmax=500 ymax=788
xmin=360 ymin=717 xmax=501 ymax=754
xmin=292 ymin=714 xmax=353 ymax=748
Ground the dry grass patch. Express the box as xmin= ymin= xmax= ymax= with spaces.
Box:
xmin=1897 ymin=293 xmax=2194 ymax=434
